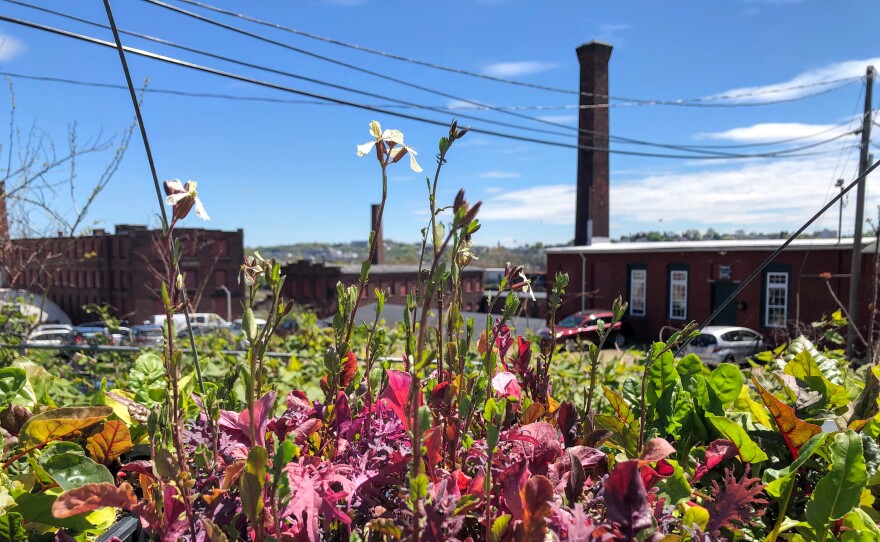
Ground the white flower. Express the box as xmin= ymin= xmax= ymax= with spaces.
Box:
xmin=356 ymin=120 xmax=423 ymax=173
xmin=163 ymin=179 xmax=209 ymax=221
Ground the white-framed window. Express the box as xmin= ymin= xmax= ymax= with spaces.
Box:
xmin=629 ymin=269 xmax=647 ymax=316
xmin=765 ymin=271 xmax=789 ymax=328
xmin=669 ymin=270 xmax=688 ymax=320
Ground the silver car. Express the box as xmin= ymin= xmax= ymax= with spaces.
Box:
xmin=684 ymin=326 xmax=767 ymax=366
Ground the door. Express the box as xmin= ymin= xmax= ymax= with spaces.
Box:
xmin=709 ymin=282 xmax=737 ymax=326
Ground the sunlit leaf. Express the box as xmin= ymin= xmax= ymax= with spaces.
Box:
xmin=753 ymin=378 xmax=821 ymax=459
xmin=805 ymin=431 xmax=867 ymax=542
xmin=85 ymin=420 xmax=133 ymax=464
xmin=19 ymin=406 xmax=113 ymax=448
xmin=708 ymin=363 xmax=743 ymax=405
xmin=52 ymin=482 xmax=137 ymax=518
xmin=706 ymin=415 xmax=768 ymax=463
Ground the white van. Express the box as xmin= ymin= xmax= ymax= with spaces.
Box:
xmin=144 ymin=313 xmax=228 ymax=330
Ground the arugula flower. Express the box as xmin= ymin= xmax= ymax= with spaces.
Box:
xmin=163 ymin=179 xmax=209 ymax=222
xmin=356 ymin=120 xmax=422 ymax=173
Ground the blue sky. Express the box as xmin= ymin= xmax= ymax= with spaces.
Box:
xmin=1 ymin=0 xmax=878 ymax=247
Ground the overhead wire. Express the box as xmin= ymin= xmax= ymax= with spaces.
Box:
xmin=166 ymin=0 xmax=863 ymax=107
xmin=139 ymin=0 xmax=860 ymax=158
xmin=0 ymin=13 xmax=860 ymax=161
xmin=5 ymin=0 xmax=861 ymax=157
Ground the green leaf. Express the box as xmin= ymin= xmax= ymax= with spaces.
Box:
xmin=130 ymin=353 xmax=166 ymax=405
xmin=14 ymin=492 xmax=97 ymax=531
xmin=409 ymin=473 xmax=429 ymax=501
xmin=682 ymin=504 xmax=709 ymax=531
xmin=655 ymin=458 xmax=692 ymax=506
xmin=491 ymin=514 xmax=511 ymax=542
xmin=806 ymin=431 xmax=867 ymax=542
xmin=784 ymin=348 xmax=848 ymax=410
xmin=706 ymin=414 xmax=768 ymax=463
xmin=708 ymin=363 xmax=743 ymax=405
xmin=732 ymin=385 xmax=772 ymax=428
xmin=0 ymin=367 xmax=27 ymax=409
xmin=764 ymin=433 xmax=827 ymax=498
xmin=646 ymin=344 xmax=678 ymax=405
xmin=655 ymin=382 xmax=690 ymax=440
xmin=677 ymin=354 xmax=706 ymax=389
xmin=242 ymin=445 xmax=268 ymax=526
xmin=842 ymin=508 xmax=880 ymax=542
xmin=39 ymin=443 xmax=114 ymax=491
xmin=0 ymin=512 xmax=27 ymax=541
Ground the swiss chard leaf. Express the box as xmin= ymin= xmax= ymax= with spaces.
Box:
xmin=805 ymin=430 xmax=867 ymax=542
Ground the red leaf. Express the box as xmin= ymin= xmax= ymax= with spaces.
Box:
xmin=753 ymin=378 xmax=822 ymax=459
xmin=639 ymin=438 xmax=675 ymax=462
xmin=706 ymin=466 xmax=768 ymax=536
xmin=513 ymin=475 xmax=554 ymax=542
xmin=52 ymin=482 xmax=137 ymax=518
xmin=378 ymin=370 xmax=413 ymax=430
xmin=640 ymin=459 xmax=674 ymax=489
xmin=693 ymin=440 xmax=738 ymax=482
xmin=556 ymin=401 xmax=579 ymax=448
xmin=603 ymin=461 xmax=653 ymax=539
xmin=501 ymin=461 xmax=530 ymax=520
xmin=339 ymin=351 xmax=358 ymax=389
xmin=424 ymin=427 xmax=443 ymax=481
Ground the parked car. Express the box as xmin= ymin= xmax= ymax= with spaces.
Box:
xmin=73 ymin=325 xmax=132 ymax=346
xmin=27 ymin=328 xmax=73 ymax=346
xmin=32 ymin=323 xmax=74 ymax=334
xmin=131 ymin=324 xmax=164 ymax=347
xmin=683 ymin=326 xmax=768 ymax=366
xmin=538 ymin=309 xmax=624 ymax=350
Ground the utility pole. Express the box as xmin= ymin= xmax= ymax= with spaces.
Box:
xmin=846 ymin=66 xmax=874 ymax=359
xmin=836 ymin=178 xmax=844 ymax=243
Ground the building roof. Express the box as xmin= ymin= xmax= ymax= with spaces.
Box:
xmin=337 ymin=264 xmax=485 ymax=275
xmin=545 ymin=237 xmax=875 ymax=255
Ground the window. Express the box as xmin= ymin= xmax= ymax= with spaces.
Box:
xmin=629 ymin=269 xmax=647 ymax=316
xmin=765 ymin=271 xmax=789 ymax=327
xmin=669 ymin=269 xmax=688 ymax=320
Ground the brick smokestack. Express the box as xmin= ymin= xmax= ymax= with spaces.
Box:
xmin=370 ymin=204 xmax=384 ymax=265
xmin=0 ymin=181 xmax=8 ymax=250
xmin=574 ymin=41 xmax=612 ymax=245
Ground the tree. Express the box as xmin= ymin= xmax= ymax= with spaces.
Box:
xmin=0 ymin=79 xmax=139 ymax=329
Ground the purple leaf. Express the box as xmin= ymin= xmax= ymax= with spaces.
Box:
xmin=604 ymin=461 xmax=653 ymax=539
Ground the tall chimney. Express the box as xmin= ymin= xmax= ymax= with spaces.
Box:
xmin=0 ymin=181 xmax=8 ymax=248
xmin=370 ymin=204 xmax=384 ymax=265
xmin=574 ymin=41 xmax=612 ymax=245
xmin=0 ymin=181 xmax=7 ymax=287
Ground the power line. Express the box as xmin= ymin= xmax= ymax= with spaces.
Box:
xmin=166 ymin=0 xmax=864 ymax=107
xmin=141 ymin=0 xmax=861 ymax=157
xmin=10 ymin=0 xmax=857 ymax=158
xmin=0 ymin=13 xmax=859 ymax=161
xmin=2 ymin=70 xmax=861 ymax=156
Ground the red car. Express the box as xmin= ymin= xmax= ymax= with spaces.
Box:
xmin=538 ymin=309 xmax=624 ymax=350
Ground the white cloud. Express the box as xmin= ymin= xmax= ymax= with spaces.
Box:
xmin=482 ymin=61 xmax=558 ymax=78
xmin=596 ymin=23 xmax=630 ymax=43
xmin=710 ymin=57 xmax=880 ymax=103
xmin=477 ymin=171 xmax=521 ymax=179
xmin=476 ymin=151 xmax=876 ymax=233
xmin=613 ymin=154 xmax=867 ymax=227
xmin=480 ymin=185 xmax=576 ymax=224
xmin=447 ymin=99 xmax=488 ymax=110
xmin=536 ymin=114 xmax=578 ymax=125
xmin=0 ymin=33 xmax=25 ymax=62
xmin=699 ymin=122 xmax=846 ymax=143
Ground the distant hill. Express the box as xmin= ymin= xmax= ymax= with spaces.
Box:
xmin=246 ymin=240 xmax=554 ymax=271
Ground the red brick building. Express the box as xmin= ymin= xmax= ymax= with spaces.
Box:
xmin=7 ymin=225 xmax=244 ymax=324
xmin=282 ymin=260 xmax=486 ymax=318
xmin=546 ymin=238 xmax=876 ymax=343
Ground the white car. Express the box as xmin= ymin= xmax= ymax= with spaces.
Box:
xmin=27 ymin=328 xmax=73 ymax=346
xmin=683 ymin=326 xmax=768 ymax=366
